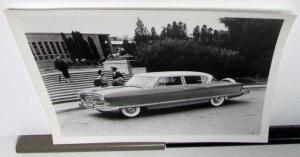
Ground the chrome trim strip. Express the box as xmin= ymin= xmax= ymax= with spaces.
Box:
xmin=118 ymin=92 xmax=243 ymax=108
xmin=83 ymin=91 xmax=244 ymax=111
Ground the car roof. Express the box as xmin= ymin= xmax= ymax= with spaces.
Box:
xmin=134 ymin=71 xmax=213 ymax=78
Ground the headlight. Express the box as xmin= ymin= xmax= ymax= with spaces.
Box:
xmin=94 ymin=95 xmax=105 ymax=102
xmin=94 ymin=95 xmax=107 ymax=105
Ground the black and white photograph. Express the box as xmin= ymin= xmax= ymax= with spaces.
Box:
xmin=5 ymin=9 xmax=294 ymax=144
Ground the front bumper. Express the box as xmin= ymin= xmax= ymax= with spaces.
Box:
xmin=79 ymin=100 xmax=119 ymax=112
xmin=242 ymin=88 xmax=250 ymax=94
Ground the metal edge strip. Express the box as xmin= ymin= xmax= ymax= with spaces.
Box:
xmin=16 ymin=134 xmax=165 ymax=153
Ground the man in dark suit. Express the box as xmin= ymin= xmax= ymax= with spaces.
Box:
xmin=54 ymin=56 xmax=71 ymax=84
xmin=111 ymin=67 xmax=124 ymax=86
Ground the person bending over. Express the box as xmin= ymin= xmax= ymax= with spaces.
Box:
xmin=54 ymin=56 xmax=71 ymax=84
xmin=111 ymin=67 xmax=124 ymax=86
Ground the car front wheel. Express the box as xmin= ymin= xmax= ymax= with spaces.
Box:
xmin=210 ymin=96 xmax=225 ymax=107
xmin=121 ymin=107 xmax=141 ymax=118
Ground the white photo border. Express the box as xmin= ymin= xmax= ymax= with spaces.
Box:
xmin=5 ymin=8 xmax=296 ymax=144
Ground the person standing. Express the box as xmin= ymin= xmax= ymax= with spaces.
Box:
xmin=111 ymin=67 xmax=124 ymax=86
xmin=54 ymin=56 xmax=71 ymax=84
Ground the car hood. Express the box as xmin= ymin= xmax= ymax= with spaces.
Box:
xmin=79 ymin=86 xmax=140 ymax=96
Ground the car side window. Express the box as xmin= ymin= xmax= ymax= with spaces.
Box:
xmin=184 ymin=76 xmax=202 ymax=84
xmin=156 ymin=77 xmax=182 ymax=87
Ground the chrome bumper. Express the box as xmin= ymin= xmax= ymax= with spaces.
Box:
xmin=79 ymin=100 xmax=119 ymax=112
xmin=242 ymin=88 xmax=250 ymax=94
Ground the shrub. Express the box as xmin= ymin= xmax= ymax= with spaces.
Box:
xmin=136 ymin=38 xmax=247 ymax=79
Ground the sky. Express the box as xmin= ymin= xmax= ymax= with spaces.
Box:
xmin=18 ymin=10 xmax=227 ymax=39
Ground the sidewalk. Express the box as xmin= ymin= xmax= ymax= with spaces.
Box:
xmin=54 ymin=101 xmax=83 ymax=113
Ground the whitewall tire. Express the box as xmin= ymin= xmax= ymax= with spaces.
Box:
xmin=221 ymin=78 xmax=236 ymax=83
xmin=121 ymin=107 xmax=141 ymax=118
xmin=210 ymin=96 xmax=225 ymax=107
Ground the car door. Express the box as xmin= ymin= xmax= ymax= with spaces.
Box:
xmin=183 ymin=75 xmax=211 ymax=104
xmin=209 ymin=81 xmax=243 ymax=98
xmin=152 ymin=76 xmax=190 ymax=108
xmin=106 ymin=87 xmax=161 ymax=107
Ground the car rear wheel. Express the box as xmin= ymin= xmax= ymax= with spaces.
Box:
xmin=221 ymin=78 xmax=236 ymax=83
xmin=210 ymin=96 xmax=225 ymax=107
xmin=121 ymin=107 xmax=141 ymax=118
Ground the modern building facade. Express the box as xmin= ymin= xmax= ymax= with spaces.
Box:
xmin=26 ymin=33 xmax=112 ymax=69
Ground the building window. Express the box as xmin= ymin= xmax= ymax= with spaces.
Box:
xmin=49 ymin=41 xmax=58 ymax=55
xmin=28 ymin=42 xmax=38 ymax=61
xmin=55 ymin=42 xmax=62 ymax=54
xmin=38 ymin=42 xmax=46 ymax=55
xmin=60 ymin=42 xmax=68 ymax=54
xmin=44 ymin=41 xmax=52 ymax=54
xmin=31 ymin=42 xmax=41 ymax=55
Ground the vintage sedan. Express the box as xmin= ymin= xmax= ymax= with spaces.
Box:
xmin=78 ymin=71 xmax=249 ymax=118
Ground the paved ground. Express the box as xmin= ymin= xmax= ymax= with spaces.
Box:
xmin=55 ymin=88 xmax=265 ymax=137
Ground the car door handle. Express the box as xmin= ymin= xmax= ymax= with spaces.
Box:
xmin=183 ymin=87 xmax=188 ymax=90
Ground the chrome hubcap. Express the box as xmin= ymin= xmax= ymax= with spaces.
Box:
xmin=126 ymin=107 xmax=136 ymax=113
xmin=213 ymin=97 xmax=222 ymax=103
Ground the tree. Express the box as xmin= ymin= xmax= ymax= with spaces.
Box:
xmin=207 ymin=27 xmax=214 ymax=46
xmin=135 ymin=38 xmax=246 ymax=78
xmin=134 ymin=17 xmax=150 ymax=45
xmin=121 ymin=40 xmax=136 ymax=56
xmin=200 ymin=24 xmax=209 ymax=45
xmin=61 ymin=31 xmax=99 ymax=62
xmin=150 ymin=27 xmax=159 ymax=40
xmin=87 ymin=36 xmax=100 ymax=61
xmin=61 ymin=32 xmax=74 ymax=60
xmin=160 ymin=27 xmax=167 ymax=40
xmin=161 ymin=21 xmax=188 ymax=39
xmin=193 ymin=25 xmax=201 ymax=41
xmin=179 ymin=22 xmax=188 ymax=39
xmin=71 ymin=31 xmax=93 ymax=60
xmin=219 ymin=18 xmax=283 ymax=77
xmin=133 ymin=18 xmax=283 ymax=79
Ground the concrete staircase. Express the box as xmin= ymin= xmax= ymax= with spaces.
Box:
xmin=42 ymin=70 xmax=131 ymax=104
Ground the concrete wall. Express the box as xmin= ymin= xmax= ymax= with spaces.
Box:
xmin=103 ymin=59 xmax=132 ymax=74
xmin=103 ymin=59 xmax=147 ymax=75
xmin=131 ymin=67 xmax=147 ymax=75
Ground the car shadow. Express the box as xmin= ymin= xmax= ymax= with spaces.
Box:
xmin=92 ymin=111 xmax=123 ymax=119
xmin=91 ymin=99 xmax=252 ymax=120
xmin=224 ymin=99 xmax=252 ymax=106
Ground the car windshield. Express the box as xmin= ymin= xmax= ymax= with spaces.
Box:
xmin=125 ymin=76 xmax=155 ymax=88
